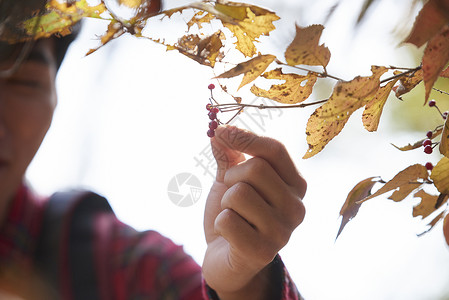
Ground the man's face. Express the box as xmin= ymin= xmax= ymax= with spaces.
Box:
xmin=0 ymin=39 xmax=57 ymax=204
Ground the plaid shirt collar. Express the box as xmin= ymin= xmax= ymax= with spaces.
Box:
xmin=0 ymin=183 xmax=45 ymax=268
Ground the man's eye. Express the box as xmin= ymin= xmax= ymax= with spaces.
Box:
xmin=7 ymin=77 xmax=42 ymax=89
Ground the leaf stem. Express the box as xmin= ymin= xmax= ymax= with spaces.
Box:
xmin=213 ymin=98 xmax=328 ymax=110
xmin=380 ymin=66 xmax=422 ymax=84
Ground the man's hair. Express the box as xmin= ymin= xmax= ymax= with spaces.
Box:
xmin=53 ymin=22 xmax=81 ymax=70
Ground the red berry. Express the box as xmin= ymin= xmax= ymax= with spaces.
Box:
xmin=443 ymin=111 xmax=448 ymax=119
xmin=211 ymin=107 xmax=219 ymax=114
xmin=424 ymin=145 xmax=433 ymax=154
xmin=422 ymin=139 xmax=432 ymax=147
xmin=426 ymin=131 xmax=433 ymax=139
xmin=208 ymin=111 xmax=217 ymax=120
xmin=429 ymin=99 xmax=436 ymax=107
xmin=206 ymin=103 xmax=212 ymax=111
xmin=209 ymin=120 xmax=218 ymax=130
xmin=425 ymin=162 xmax=433 ymax=171
xmin=208 ymin=83 xmax=215 ymax=90
xmin=207 ymin=129 xmax=215 ymax=137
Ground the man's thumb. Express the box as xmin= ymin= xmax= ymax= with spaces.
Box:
xmin=211 ymin=125 xmax=251 ymax=182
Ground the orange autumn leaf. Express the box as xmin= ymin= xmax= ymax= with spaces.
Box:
xmin=439 ymin=117 xmax=449 ymax=157
xmin=413 ymin=190 xmax=441 ymax=218
xmin=187 ymin=11 xmax=215 ymax=30
xmin=358 ymin=164 xmax=429 ymax=203
xmin=284 ymin=24 xmax=330 ymax=68
xmin=430 ymin=157 xmax=449 ymax=195
xmin=403 ymin=0 xmax=449 ymax=48
xmin=392 ymin=69 xmax=423 ymax=99
xmin=363 ymin=78 xmax=399 ymax=132
xmin=215 ymin=54 xmax=276 ymax=89
xmin=422 ymin=25 xmax=449 ymax=102
xmin=336 ymin=177 xmax=381 ymax=240
xmin=250 ymin=69 xmax=317 ymax=104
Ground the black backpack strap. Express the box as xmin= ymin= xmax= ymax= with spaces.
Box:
xmin=35 ymin=190 xmax=113 ymax=300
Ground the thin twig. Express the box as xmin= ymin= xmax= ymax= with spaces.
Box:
xmin=380 ymin=66 xmax=422 ymax=84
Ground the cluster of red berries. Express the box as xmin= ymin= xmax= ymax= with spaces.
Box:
xmin=206 ymin=84 xmax=219 ymax=137
xmin=422 ymin=99 xmax=448 ymax=171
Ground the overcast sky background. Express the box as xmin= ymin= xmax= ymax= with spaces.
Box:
xmin=26 ymin=0 xmax=449 ymax=299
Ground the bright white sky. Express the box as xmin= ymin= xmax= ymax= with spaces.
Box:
xmin=27 ymin=0 xmax=449 ymax=299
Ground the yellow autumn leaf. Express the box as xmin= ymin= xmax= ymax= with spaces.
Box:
xmin=215 ymin=54 xmax=276 ymax=89
xmin=250 ymin=68 xmax=317 ymax=104
xmin=430 ymin=157 xmax=449 ymax=195
xmin=439 ymin=118 xmax=449 ymax=157
xmin=392 ymin=69 xmax=423 ymax=99
xmin=86 ymin=20 xmax=125 ymax=56
xmin=363 ymin=78 xmax=399 ymax=132
xmin=303 ymin=107 xmax=348 ymax=159
xmin=221 ymin=7 xmax=279 ymax=57
xmin=303 ymin=66 xmax=387 ymax=158
xmin=119 ymin=0 xmax=142 ymax=8
xmin=319 ymin=66 xmax=388 ymax=120
xmin=22 ymin=0 xmax=107 ymax=39
xmin=357 ymin=164 xmax=429 ymax=203
xmin=187 ymin=11 xmax=215 ymax=30
xmin=336 ymin=177 xmax=381 ymax=240
xmin=284 ymin=24 xmax=331 ymax=68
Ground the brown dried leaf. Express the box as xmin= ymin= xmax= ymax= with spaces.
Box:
xmin=215 ymin=54 xmax=276 ymax=89
xmin=358 ymin=164 xmax=429 ymax=203
xmin=418 ymin=210 xmax=446 ymax=236
xmin=336 ymin=177 xmax=381 ymax=240
xmin=422 ymin=25 xmax=449 ymax=102
xmin=391 ymin=127 xmax=443 ymax=151
xmin=439 ymin=118 xmax=449 ymax=157
xmin=403 ymin=0 xmax=449 ymax=48
xmin=392 ymin=69 xmax=423 ymax=99
xmin=430 ymin=157 xmax=449 ymax=194
xmin=363 ymin=78 xmax=399 ymax=132
xmin=250 ymin=68 xmax=317 ymax=104
xmin=284 ymin=24 xmax=331 ymax=68
xmin=170 ymin=32 xmax=223 ymax=67
xmin=413 ymin=190 xmax=441 ymax=218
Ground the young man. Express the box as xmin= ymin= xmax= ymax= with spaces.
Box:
xmin=0 ymin=15 xmax=307 ymax=300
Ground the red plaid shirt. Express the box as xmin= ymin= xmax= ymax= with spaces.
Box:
xmin=0 ymin=184 xmax=302 ymax=299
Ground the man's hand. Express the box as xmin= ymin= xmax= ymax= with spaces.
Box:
xmin=202 ymin=126 xmax=306 ymax=300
